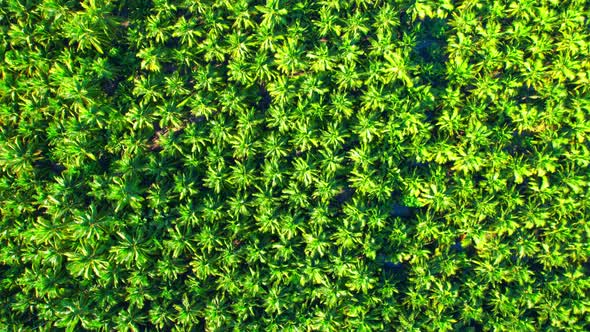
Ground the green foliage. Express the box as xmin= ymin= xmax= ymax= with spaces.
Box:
xmin=1 ymin=0 xmax=590 ymax=330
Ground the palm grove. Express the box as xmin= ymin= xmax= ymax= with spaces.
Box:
xmin=1 ymin=0 xmax=589 ymax=330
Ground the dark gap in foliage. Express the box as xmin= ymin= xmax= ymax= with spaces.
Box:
xmin=517 ymin=85 xmax=538 ymax=100
xmin=461 ymin=241 xmax=477 ymax=259
xmin=331 ymin=185 xmax=355 ymax=208
xmin=408 ymin=160 xmax=430 ymax=169
xmin=34 ymin=159 xmax=65 ymax=176
xmin=450 ymin=237 xmax=465 ymax=254
xmin=258 ymin=83 xmax=272 ymax=112
xmin=389 ymin=203 xmax=415 ymax=218
xmin=423 ymin=241 xmax=438 ymax=257
xmin=380 ymin=261 xmax=410 ymax=296
xmin=410 ymin=18 xmax=449 ymax=88
xmin=102 ymin=80 xmax=119 ymax=97
xmin=463 ymin=322 xmax=485 ymax=331
xmin=505 ymin=130 xmax=535 ymax=156
xmin=162 ymin=63 xmax=178 ymax=74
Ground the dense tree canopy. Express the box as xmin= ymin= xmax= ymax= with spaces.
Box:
xmin=1 ymin=0 xmax=589 ymax=330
